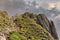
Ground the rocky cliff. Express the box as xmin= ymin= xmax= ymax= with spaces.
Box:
xmin=36 ymin=14 xmax=59 ymax=40
xmin=0 ymin=11 xmax=58 ymax=40
xmin=49 ymin=21 xmax=59 ymax=40
xmin=22 ymin=12 xmax=59 ymax=40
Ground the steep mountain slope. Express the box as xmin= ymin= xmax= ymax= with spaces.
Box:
xmin=36 ymin=14 xmax=59 ymax=40
xmin=10 ymin=12 xmax=54 ymax=40
xmin=0 ymin=10 xmax=15 ymax=32
xmin=0 ymin=11 xmax=58 ymax=40
xmin=0 ymin=10 xmax=15 ymax=40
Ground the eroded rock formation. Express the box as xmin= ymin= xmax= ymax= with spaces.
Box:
xmin=0 ymin=11 xmax=58 ymax=40
xmin=21 ymin=12 xmax=59 ymax=40
xmin=49 ymin=21 xmax=59 ymax=40
xmin=37 ymin=14 xmax=50 ymax=32
xmin=36 ymin=14 xmax=59 ymax=40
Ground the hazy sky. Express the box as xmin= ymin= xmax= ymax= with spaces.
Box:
xmin=0 ymin=0 xmax=60 ymax=40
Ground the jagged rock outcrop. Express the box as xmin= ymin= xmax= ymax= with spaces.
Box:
xmin=22 ymin=12 xmax=35 ymax=18
xmin=0 ymin=11 xmax=58 ymax=40
xmin=37 ymin=14 xmax=50 ymax=32
xmin=36 ymin=14 xmax=59 ymax=40
xmin=11 ymin=14 xmax=54 ymax=40
xmin=20 ymin=12 xmax=59 ymax=40
xmin=49 ymin=21 xmax=59 ymax=40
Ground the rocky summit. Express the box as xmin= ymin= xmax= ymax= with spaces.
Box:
xmin=0 ymin=11 xmax=59 ymax=40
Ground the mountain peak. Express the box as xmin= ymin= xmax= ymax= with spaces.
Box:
xmin=0 ymin=11 xmax=58 ymax=40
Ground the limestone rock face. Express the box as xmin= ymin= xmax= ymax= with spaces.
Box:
xmin=36 ymin=14 xmax=59 ymax=40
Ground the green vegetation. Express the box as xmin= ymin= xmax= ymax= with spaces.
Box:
xmin=0 ymin=11 xmax=54 ymax=40
xmin=9 ymin=31 xmax=26 ymax=40
xmin=0 ymin=10 xmax=15 ymax=32
xmin=10 ymin=12 xmax=54 ymax=40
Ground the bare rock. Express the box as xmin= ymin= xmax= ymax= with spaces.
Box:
xmin=22 ymin=12 xmax=34 ymax=18
xmin=36 ymin=14 xmax=50 ymax=32
xmin=36 ymin=14 xmax=59 ymax=40
xmin=49 ymin=21 xmax=59 ymax=40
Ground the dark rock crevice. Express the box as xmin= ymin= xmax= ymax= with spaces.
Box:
xmin=49 ymin=21 xmax=59 ymax=40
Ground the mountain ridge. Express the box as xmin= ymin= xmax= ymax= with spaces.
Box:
xmin=0 ymin=11 xmax=58 ymax=40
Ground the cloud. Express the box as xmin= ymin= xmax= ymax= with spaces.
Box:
xmin=38 ymin=0 xmax=60 ymax=3
xmin=0 ymin=0 xmax=27 ymax=10
xmin=4 ymin=0 xmax=27 ymax=10
xmin=55 ymin=2 xmax=60 ymax=10
xmin=39 ymin=3 xmax=56 ymax=10
xmin=24 ymin=0 xmax=34 ymax=2
xmin=54 ymin=14 xmax=60 ymax=20
xmin=29 ymin=0 xmax=60 ymax=11
xmin=0 ymin=0 xmax=28 ymax=16
xmin=0 ymin=0 xmax=60 ymax=13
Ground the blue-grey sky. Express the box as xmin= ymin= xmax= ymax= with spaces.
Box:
xmin=0 ymin=0 xmax=60 ymax=40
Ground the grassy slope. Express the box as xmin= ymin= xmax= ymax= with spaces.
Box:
xmin=0 ymin=10 xmax=15 ymax=32
xmin=9 ymin=14 xmax=54 ymax=40
xmin=0 ymin=11 xmax=54 ymax=40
